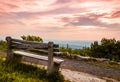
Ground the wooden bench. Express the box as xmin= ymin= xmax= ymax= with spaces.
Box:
xmin=6 ymin=36 xmax=64 ymax=74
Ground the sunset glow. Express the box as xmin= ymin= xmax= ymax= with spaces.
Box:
xmin=0 ymin=0 xmax=120 ymax=40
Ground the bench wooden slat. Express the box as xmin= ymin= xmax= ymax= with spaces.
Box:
xmin=13 ymin=51 xmax=64 ymax=64
xmin=12 ymin=43 xmax=48 ymax=49
xmin=12 ymin=39 xmax=59 ymax=48
xmin=12 ymin=38 xmax=44 ymax=44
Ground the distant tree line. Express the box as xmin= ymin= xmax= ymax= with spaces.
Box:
xmin=60 ymin=38 xmax=120 ymax=62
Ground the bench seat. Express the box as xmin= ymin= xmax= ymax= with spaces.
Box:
xmin=13 ymin=51 xmax=64 ymax=64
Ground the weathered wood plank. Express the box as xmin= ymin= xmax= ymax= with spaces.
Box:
xmin=11 ymin=38 xmax=58 ymax=49
xmin=13 ymin=51 xmax=64 ymax=63
xmin=11 ymin=38 xmax=44 ymax=44
xmin=30 ymin=48 xmax=59 ymax=52
xmin=12 ymin=43 xmax=48 ymax=49
xmin=14 ymin=51 xmax=48 ymax=61
xmin=11 ymin=39 xmax=48 ymax=48
xmin=47 ymin=42 xmax=54 ymax=74
xmin=28 ymin=49 xmax=48 ymax=55
xmin=6 ymin=36 xmax=13 ymax=61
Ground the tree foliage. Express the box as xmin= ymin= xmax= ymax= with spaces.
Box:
xmin=21 ymin=35 xmax=43 ymax=42
xmin=60 ymin=38 xmax=120 ymax=62
xmin=91 ymin=38 xmax=120 ymax=61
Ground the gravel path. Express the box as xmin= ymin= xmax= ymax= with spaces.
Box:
xmin=61 ymin=59 xmax=120 ymax=81
xmin=61 ymin=69 xmax=106 ymax=82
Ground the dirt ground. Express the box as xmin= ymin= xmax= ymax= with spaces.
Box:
xmin=61 ymin=59 xmax=120 ymax=82
xmin=23 ymin=57 xmax=120 ymax=82
xmin=61 ymin=69 xmax=106 ymax=82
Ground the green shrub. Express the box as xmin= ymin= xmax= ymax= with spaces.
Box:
xmin=59 ymin=38 xmax=120 ymax=62
xmin=47 ymin=71 xmax=64 ymax=82
xmin=21 ymin=35 xmax=43 ymax=42
xmin=0 ymin=59 xmax=65 ymax=82
xmin=0 ymin=40 xmax=7 ymax=52
xmin=90 ymin=38 xmax=120 ymax=62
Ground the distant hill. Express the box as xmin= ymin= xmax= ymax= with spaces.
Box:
xmin=45 ymin=40 xmax=94 ymax=49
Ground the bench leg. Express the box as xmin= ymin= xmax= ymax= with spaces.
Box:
xmin=6 ymin=53 xmax=13 ymax=61
xmin=47 ymin=63 xmax=61 ymax=75
xmin=13 ymin=54 xmax=22 ymax=62
xmin=53 ymin=63 xmax=60 ymax=72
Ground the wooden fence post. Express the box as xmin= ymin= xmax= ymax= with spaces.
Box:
xmin=6 ymin=36 xmax=13 ymax=61
xmin=47 ymin=42 xmax=54 ymax=75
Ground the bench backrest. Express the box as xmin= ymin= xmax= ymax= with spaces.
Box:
xmin=6 ymin=36 xmax=59 ymax=51
xmin=6 ymin=36 xmax=59 ymax=55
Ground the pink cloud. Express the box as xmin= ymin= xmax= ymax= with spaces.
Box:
xmin=54 ymin=0 xmax=70 ymax=4
xmin=0 ymin=1 xmax=18 ymax=13
xmin=0 ymin=0 xmax=120 ymax=40
xmin=58 ymin=13 xmax=120 ymax=29
xmin=111 ymin=11 xmax=120 ymax=18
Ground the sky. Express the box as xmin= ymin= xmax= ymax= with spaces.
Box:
xmin=0 ymin=0 xmax=120 ymax=41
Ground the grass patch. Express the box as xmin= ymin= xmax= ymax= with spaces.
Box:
xmin=0 ymin=57 xmax=65 ymax=82
xmin=87 ymin=61 xmax=120 ymax=70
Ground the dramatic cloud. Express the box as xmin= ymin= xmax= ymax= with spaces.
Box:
xmin=59 ymin=13 xmax=120 ymax=29
xmin=0 ymin=0 xmax=120 ymax=40
xmin=111 ymin=11 xmax=120 ymax=18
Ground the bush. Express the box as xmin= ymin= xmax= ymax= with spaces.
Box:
xmin=90 ymin=38 xmax=120 ymax=62
xmin=47 ymin=71 xmax=64 ymax=82
xmin=0 ymin=40 xmax=7 ymax=52
xmin=21 ymin=35 xmax=43 ymax=42
xmin=59 ymin=38 xmax=120 ymax=62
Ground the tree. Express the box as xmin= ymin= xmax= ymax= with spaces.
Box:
xmin=21 ymin=35 xmax=43 ymax=42
xmin=90 ymin=41 xmax=103 ymax=57
xmin=90 ymin=38 xmax=120 ymax=61
xmin=79 ymin=47 xmax=91 ymax=56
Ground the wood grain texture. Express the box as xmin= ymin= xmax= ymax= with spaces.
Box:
xmin=13 ymin=51 xmax=64 ymax=63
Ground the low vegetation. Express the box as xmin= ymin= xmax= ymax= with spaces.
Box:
xmin=0 ymin=57 xmax=64 ymax=82
xmin=87 ymin=61 xmax=120 ymax=70
xmin=60 ymin=38 xmax=120 ymax=62
xmin=21 ymin=35 xmax=43 ymax=42
xmin=0 ymin=40 xmax=6 ymax=52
